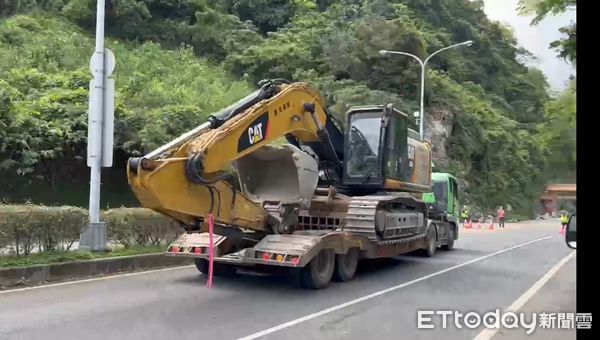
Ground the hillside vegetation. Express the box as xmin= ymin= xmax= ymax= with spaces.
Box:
xmin=0 ymin=0 xmax=576 ymax=216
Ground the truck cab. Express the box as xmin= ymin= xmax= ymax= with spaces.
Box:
xmin=423 ymin=172 xmax=459 ymax=248
xmin=423 ymin=173 xmax=459 ymax=219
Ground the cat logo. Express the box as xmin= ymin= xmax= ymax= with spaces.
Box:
xmin=248 ymin=123 xmax=263 ymax=145
xmin=237 ymin=111 xmax=269 ymax=152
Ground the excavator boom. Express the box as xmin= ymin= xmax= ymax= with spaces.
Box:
xmin=127 ymin=81 xmax=340 ymax=233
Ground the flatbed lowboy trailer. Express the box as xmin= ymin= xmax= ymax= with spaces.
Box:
xmin=165 ymin=190 xmax=456 ymax=289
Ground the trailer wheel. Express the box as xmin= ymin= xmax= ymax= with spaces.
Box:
xmin=442 ymin=225 xmax=455 ymax=251
xmin=421 ymin=224 xmax=437 ymax=257
xmin=301 ymin=249 xmax=335 ymax=289
xmin=334 ymin=248 xmax=359 ymax=282
xmin=194 ymin=258 xmax=237 ymax=277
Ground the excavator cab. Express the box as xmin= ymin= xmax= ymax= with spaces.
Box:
xmin=342 ymin=105 xmax=418 ymax=191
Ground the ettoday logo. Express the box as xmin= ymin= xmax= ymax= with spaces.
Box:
xmin=417 ymin=310 xmax=590 ymax=334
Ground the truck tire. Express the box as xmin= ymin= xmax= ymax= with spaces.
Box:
xmin=421 ymin=224 xmax=437 ymax=257
xmin=333 ymin=248 xmax=359 ymax=282
xmin=194 ymin=258 xmax=237 ymax=277
xmin=442 ymin=225 xmax=455 ymax=251
xmin=301 ymin=249 xmax=335 ymax=289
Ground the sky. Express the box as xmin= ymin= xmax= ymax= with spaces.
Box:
xmin=483 ymin=0 xmax=576 ymax=91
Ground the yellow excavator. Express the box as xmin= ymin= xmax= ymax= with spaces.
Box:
xmin=127 ymin=79 xmax=456 ymax=289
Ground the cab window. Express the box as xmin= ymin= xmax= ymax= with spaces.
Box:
xmin=384 ymin=113 xmax=408 ymax=181
xmin=346 ymin=112 xmax=381 ymax=178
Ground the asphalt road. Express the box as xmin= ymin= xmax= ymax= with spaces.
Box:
xmin=0 ymin=219 xmax=575 ymax=340
xmin=490 ymin=252 xmax=576 ymax=340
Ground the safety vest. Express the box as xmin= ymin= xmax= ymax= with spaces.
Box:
xmin=560 ymin=214 xmax=569 ymax=224
xmin=461 ymin=210 xmax=469 ymax=218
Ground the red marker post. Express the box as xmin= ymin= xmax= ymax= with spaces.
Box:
xmin=207 ymin=214 xmax=215 ymax=288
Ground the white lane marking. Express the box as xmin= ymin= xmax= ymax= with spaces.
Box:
xmin=473 ymin=250 xmax=576 ymax=340
xmin=0 ymin=265 xmax=195 ymax=294
xmin=238 ymin=235 xmax=554 ymax=340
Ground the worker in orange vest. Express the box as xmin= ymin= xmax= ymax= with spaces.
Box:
xmin=497 ymin=206 xmax=506 ymax=228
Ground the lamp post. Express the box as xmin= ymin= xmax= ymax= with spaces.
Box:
xmin=79 ymin=0 xmax=115 ymax=251
xmin=379 ymin=40 xmax=473 ymax=140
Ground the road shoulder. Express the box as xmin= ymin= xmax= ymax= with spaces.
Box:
xmin=491 ymin=253 xmax=576 ymax=340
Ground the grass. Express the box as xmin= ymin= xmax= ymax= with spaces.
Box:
xmin=0 ymin=245 xmax=167 ymax=268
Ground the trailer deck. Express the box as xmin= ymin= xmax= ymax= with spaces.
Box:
xmin=165 ymin=228 xmax=429 ymax=268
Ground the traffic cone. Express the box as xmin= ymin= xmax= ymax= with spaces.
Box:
xmin=488 ymin=220 xmax=495 ymax=230
xmin=467 ymin=220 xmax=472 ymax=229
xmin=477 ymin=222 xmax=482 ymax=229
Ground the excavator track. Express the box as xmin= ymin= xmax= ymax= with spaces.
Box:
xmin=341 ymin=194 xmax=427 ymax=245
xmin=342 ymin=195 xmax=387 ymax=242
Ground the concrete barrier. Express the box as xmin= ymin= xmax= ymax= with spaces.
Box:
xmin=0 ymin=253 xmax=194 ymax=289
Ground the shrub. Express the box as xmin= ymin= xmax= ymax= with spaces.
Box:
xmin=0 ymin=204 xmax=180 ymax=256
xmin=0 ymin=204 xmax=86 ymax=255
xmin=104 ymin=207 xmax=181 ymax=247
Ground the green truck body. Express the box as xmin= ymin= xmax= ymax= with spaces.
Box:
xmin=423 ymin=172 xmax=459 ymax=220
xmin=423 ymin=172 xmax=460 ymax=246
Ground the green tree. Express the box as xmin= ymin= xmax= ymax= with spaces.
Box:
xmin=0 ymin=14 xmax=251 ymax=202
xmin=538 ymin=78 xmax=576 ymax=182
xmin=1 ymin=1 xmax=559 ymax=215
xmin=518 ymin=0 xmax=576 ymax=64
xmin=62 ymin=0 xmax=263 ymax=61
xmin=230 ymin=0 xmax=296 ymax=34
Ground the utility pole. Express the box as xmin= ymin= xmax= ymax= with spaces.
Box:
xmin=79 ymin=0 xmax=115 ymax=251
xmin=379 ymin=41 xmax=473 ymax=141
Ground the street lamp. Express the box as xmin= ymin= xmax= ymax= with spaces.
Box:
xmin=80 ymin=0 xmax=115 ymax=251
xmin=379 ymin=40 xmax=473 ymax=141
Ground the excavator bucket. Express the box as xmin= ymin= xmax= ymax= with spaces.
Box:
xmin=235 ymin=144 xmax=319 ymax=209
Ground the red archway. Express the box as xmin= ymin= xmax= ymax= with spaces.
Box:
xmin=540 ymin=184 xmax=576 ymax=216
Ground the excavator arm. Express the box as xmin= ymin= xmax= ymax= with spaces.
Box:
xmin=183 ymin=82 xmax=339 ymax=182
xmin=127 ymin=81 xmax=342 ymax=234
